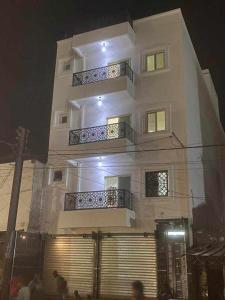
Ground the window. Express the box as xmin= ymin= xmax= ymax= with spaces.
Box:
xmin=57 ymin=113 xmax=68 ymax=125
xmin=53 ymin=170 xmax=63 ymax=182
xmin=61 ymin=115 xmax=68 ymax=124
xmin=147 ymin=110 xmax=166 ymax=133
xmin=63 ymin=62 xmax=71 ymax=71
xmin=107 ymin=115 xmax=130 ymax=139
xmin=146 ymin=51 xmax=165 ymax=72
xmin=104 ymin=176 xmax=130 ymax=190
xmin=49 ymin=168 xmax=67 ymax=185
xmin=145 ymin=171 xmax=168 ymax=197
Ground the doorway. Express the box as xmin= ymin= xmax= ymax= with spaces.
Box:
xmin=107 ymin=115 xmax=130 ymax=139
xmin=207 ymin=266 xmax=224 ymax=300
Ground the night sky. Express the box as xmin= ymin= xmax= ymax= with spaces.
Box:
xmin=0 ymin=0 xmax=224 ymax=161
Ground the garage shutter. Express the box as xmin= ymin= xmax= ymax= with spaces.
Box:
xmin=100 ymin=235 xmax=157 ymax=298
xmin=43 ymin=236 xmax=94 ymax=296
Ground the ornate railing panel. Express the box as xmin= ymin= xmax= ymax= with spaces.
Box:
xmin=72 ymin=62 xmax=134 ymax=86
xmin=64 ymin=189 xmax=132 ymax=211
xmin=69 ymin=122 xmax=135 ymax=145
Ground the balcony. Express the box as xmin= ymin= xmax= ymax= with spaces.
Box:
xmin=73 ymin=62 xmax=133 ymax=86
xmin=69 ymin=122 xmax=135 ymax=146
xmin=68 ymin=62 xmax=134 ymax=103
xmin=57 ymin=189 xmax=135 ymax=229
xmin=65 ymin=189 xmax=132 ymax=210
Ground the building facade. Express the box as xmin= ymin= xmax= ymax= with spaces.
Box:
xmin=30 ymin=9 xmax=225 ymax=299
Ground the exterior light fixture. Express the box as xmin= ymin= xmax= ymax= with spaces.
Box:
xmin=20 ymin=234 xmax=26 ymax=240
xmin=101 ymin=42 xmax=107 ymax=52
xmin=97 ymin=96 xmax=103 ymax=106
xmin=167 ymin=231 xmax=185 ymax=236
xmin=98 ymin=156 xmax=103 ymax=166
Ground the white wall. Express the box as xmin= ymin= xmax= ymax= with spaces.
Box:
xmin=37 ymin=9 xmax=224 ymax=235
xmin=180 ymin=16 xmax=225 ymax=226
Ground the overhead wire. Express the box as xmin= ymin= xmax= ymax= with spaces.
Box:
xmin=0 ymin=157 xmax=224 ymax=171
xmin=47 ymin=142 xmax=225 ymax=157
xmin=48 ymin=135 xmax=225 ymax=152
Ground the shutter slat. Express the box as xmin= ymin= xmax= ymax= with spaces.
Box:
xmin=100 ymin=235 xmax=157 ymax=298
xmin=43 ymin=237 xmax=94 ymax=296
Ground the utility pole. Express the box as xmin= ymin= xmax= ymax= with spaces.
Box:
xmin=1 ymin=127 xmax=29 ymax=300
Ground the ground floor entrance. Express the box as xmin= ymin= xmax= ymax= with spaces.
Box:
xmin=43 ymin=233 xmax=158 ymax=299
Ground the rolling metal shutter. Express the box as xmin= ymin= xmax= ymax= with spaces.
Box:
xmin=43 ymin=236 xmax=94 ymax=296
xmin=100 ymin=235 xmax=157 ymax=298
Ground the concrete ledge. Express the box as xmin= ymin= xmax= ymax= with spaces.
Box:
xmin=57 ymin=208 xmax=135 ymax=229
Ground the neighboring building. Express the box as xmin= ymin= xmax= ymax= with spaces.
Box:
xmin=30 ymin=9 xmax=225 ymax=299
xmin=0 ymin=160 xmax=43 ymax=279
xmin=0 ymin=161 xmax=34 ymax=232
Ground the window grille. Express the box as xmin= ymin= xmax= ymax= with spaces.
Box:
xmin=145 ymin=171 xmax=168 ymax=197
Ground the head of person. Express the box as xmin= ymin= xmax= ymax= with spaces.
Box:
xmin=132 ymin=281 xmax=144 ymax=299
xmin=52 ymin=270 xmax=58 ymax=278
xmin=33 ymin=273 xmax=40 ymax=282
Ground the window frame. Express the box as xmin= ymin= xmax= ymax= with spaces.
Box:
xmin=53 ymin=170 xmax=63 ymax=182
xmin=60 ymin=114 xmax=68 ymax=125
xmin=54 ymin=111 xmax=70 ymax=128
xmin=146 ymin=110 xmax=166 ymax=134
xmin=63 ymin=62 xmax=71 ymax=72
xmin=146 ymin=51 xmax=165 ymax=72
xmin=141 ymin=47 xmax=169 ymax=75
xmin=58 ymin=57 xmax=74 ymax=76
xmin=145 ymin=170 xmax=169 ymax=198
xmin=48 ymin=167 xmax=68 ymax=186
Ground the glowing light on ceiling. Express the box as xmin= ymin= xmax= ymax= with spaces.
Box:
xmin=101 ymin=41 xmax=107 ymax=52
xmin=167 ymin=231 xmax=185 ymax=236
xmin=98 ymin=156 xmax=103 ymax=166
xmin=97 ymin=96 xmax=103 ymax=106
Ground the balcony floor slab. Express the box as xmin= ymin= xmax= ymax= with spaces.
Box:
xmin=57 ymin=208 xmax=135 ymax=229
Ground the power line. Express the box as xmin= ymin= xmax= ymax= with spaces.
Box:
xmin=48 ymin=136 xmax=225 ymax=153
xmin=48 ymin=142 xmax=225 ymax=157
xmin=0 ymin=158 xmax=224 ymax=171
xmin=0 ymin=162 xmax=212 ymax=171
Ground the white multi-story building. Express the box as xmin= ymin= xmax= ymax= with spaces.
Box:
xmin=30 ymin=9 xmax=225 ymax=299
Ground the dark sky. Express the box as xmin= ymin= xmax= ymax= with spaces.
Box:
xmin=0 ymin=0 xmax=225 ymax=161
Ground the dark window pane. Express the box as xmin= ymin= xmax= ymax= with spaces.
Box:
xmin=64 ymin=63 xmax=71 ymax=71
xmin=61 ymin=116 xmax=67 ymax=124
xmin=54 ymin=170 xmax=63 ymax=182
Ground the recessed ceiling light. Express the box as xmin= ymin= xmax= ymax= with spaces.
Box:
xmin=101 ymin=42 xmax=107 ymax=52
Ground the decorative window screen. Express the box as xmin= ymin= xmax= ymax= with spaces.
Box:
xmin=145 ymin=171 xmax=168 ymax=197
